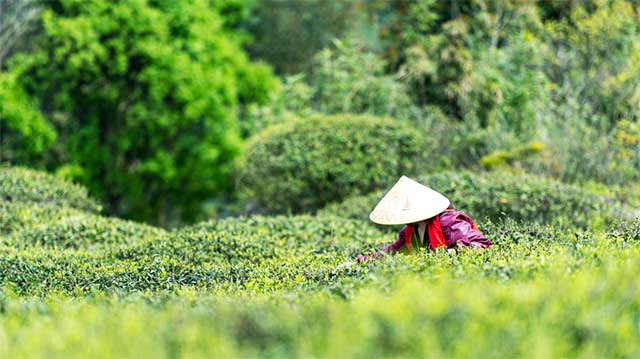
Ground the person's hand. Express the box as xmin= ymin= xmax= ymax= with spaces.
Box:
xmin=335 ymin=261 xmax=355 ymax=270
xmin=357 ymin=252 xmax=383 ymax=263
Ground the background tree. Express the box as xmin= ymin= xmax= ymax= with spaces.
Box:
xmin=0 ymin=0 xmax=41 ymax=67
xmin=0 ymin=0 xmax=50 ymax=163
xmin=245 ymin=0 xmax=358 ymax=74
xmin=0 ymin=71 xmax=56 ymax=164
xmin=0 ymin=0 xmax=278 ymax=226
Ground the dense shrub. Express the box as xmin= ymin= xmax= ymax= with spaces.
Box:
xmin=0 ymin=202 xmax=85 ymax=235
xmin=1 ymin=216 xmax=640 ymax=358
xmin=0 ymin=214 xmax=620 ymax=296
xmin=237 ymin=114 xmax=424 ymax=214
xmin=1 ymin=0 xmax=278 ymax=225
xmin=309 ymin=39 xmax=418 ymax=120
xmin=0 ymin=210 xmax=638 ymax=359
xmin=2 ymin=264 xmax=638 ymax=358
xmin=607 ymin=217 xmax=640 ymax=243
xmin=5 ymin=213 xmax=167 ymax=251
xmin=0 ymin=215 xmax=386 ymax=295
xmin=0 ymin=166 xmax=100 ymax=212
xmin=319 ymin=170 xmax=626 ymax=228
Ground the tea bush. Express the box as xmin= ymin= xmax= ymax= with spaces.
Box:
xmin=0 ymin=214 xmax=626 ymax=297
xmin=319 ymin=170 xmax=626 ymax=228
xmin=236 ymin=114 xmax=423 ymax=214
xmin=0 ymin=166 xmax=100 ymax=212
xmin=0 ymin=215 xmax=385 ymax=295
xmin=1 ymin=165 xmax=639 ymax=357
xmin=0 ymin=185 xmax=639 ymax=356
xmin=5 ymin=213 xmax=167 ymax=251
xmin=1 ymin=256 xmax=640 ymax=358
xmin=0 ymin=202 xmax=84 ymax=235
xmin=607 ymin=217 xmax=640 ymax=243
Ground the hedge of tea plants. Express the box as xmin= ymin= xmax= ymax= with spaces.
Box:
xmin=0 ymin=164 xmax=635 ymax=297
xmin=1 ymin=166 xmax=102 ymax=236
xmin=319 ymin=170 xmax=627 ymax=229
xmin=0 ymin=223 xmax=639 ymax=358
xmin=1 ymin=165 xmax=640 ymax=357
xmin=2 ymin=261 xmax=639 ymax=358
xmin=4 ymin=213 xmax=167 ymax=251
xmin=0 ymin=213 xmax=628 ymax=297
xmin=0 ymin=166 xmax=100 ymax=212
xmin=0 ymin=201 xmax=85 ymax=235
xmin=236 ymin=114 xmax=424 ymax=214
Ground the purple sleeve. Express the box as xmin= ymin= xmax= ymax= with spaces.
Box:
xmin=382 ymin=225 xmax=408 ymax=253
xmin=357 ymin=226 xmax=407 ymax=262
xmin=441 ymin=211 xmax=491 ymax=249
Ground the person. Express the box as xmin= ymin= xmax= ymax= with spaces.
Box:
xmin=357 ymin=176 xmax=491 ymax=262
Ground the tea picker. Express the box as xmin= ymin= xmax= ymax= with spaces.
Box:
xmin=358 ymin=176 xmax=491 ymax=262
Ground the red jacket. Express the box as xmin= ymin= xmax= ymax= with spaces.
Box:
xmin=359 ymin=210 xmax=491 ymax=261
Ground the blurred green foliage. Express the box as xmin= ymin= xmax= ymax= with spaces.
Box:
xmin=397 ymin=0 xmax=547 ymax=131
xmin=480 ymin=141 xmax=544 ymax=169
xmin=0 ymin=0 xmax=278 ymax=225
xmin=0 ymin=72 xmax=56 ymax=162
xmin=544 ymin=0 xmax=640 ymax=125
xmin=240 ymin=39 xmax=419 ymax=138
xmin=240 ymin=74 xmax=314 ymax=137
xmin=237 ymin=114 xmax=423 ymax=214
xmin=0 ymin=0 xmax=41 ymax=66
xmin=256 ymin=0 xmax=640 ymax=192
xmin=535 ymin=0 xmax=640 ymax=184
xmin=309 ymin=39 xmax=418 ymax=119
xmin=245 ymin=0 xmax=358 ymax=74
xmin=4 ymin=0 xmax=640 ymax=221
xmin=2 ymin=259 xmax=640 ymax=358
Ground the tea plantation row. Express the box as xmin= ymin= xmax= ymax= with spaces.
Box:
xmin=1 ymin=165 xmax=638 ymax=297
xmin=1 ymin=165 xmax=640 ymax=357
xmin=2 ymin=206 xmax=640 ymax=297
xmin=1 ymin=252 xmax=639 ymax=358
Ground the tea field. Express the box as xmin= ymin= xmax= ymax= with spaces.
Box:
xmin=1 ymin=166 xmax=640 ymax=358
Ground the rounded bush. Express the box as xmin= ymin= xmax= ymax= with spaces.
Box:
xmin=0 ymin=166 xmax=100 ymax=212
xmin=236 ymin=114 xmax=424 ymax=214
xmin=7 ymin=213 xmax=166 ymax=251
xmin=319 ymin=170 xmax=626 ymax=228
xmin=0 ymin=202 xmax=85 ymax=235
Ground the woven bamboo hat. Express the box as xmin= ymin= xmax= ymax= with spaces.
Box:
xmin=369 ymin=176 xmax=450 ymax=225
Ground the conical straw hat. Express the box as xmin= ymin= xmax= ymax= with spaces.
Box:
xmin=369 ymin=176 xmax=450 ymax=225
